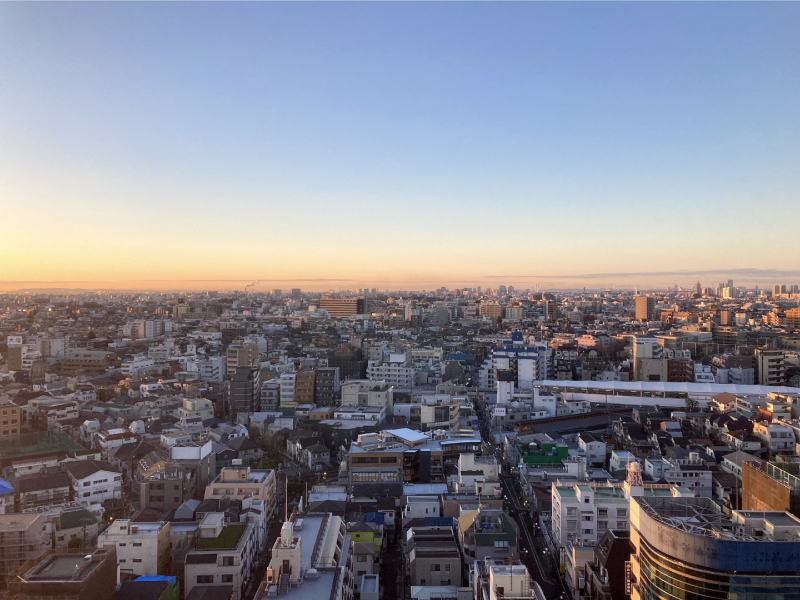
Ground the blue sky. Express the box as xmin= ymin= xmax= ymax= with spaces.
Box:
xmin=1 ymin=2 xmax=798 ymax=290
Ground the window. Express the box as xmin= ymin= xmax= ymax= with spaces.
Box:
xmin=357 ymin=556 xmax=367 ymax=562
xmin=133 ymin=543 xmax=142 ymax=547
xmin=83 ymin=492 xmax=91 ymax=498
xmin=197 ymin=575 xmax=213 ymax=584
xmin=221 ymin=575 xmax=233 ymax=583
xmin=222 ymin=557 xmax=234 ymax=566
xmin=445 ymin=564 xmax=450 ymax=571
xmin=133 ymin=559 xmax=142 ymax=563
xmin=431 ymin=564 xmax=440 ymax=572
xmin=119 ymin=543 xmax=127 ymax=547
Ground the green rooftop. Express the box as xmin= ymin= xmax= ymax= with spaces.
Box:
xmin=196 ymin=525 xmax=246 ymax=550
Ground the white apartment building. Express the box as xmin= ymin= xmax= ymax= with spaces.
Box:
xmin=199 ymin=357 xmax=226 ymax=381
xmin=340 ymin=380 xmax=393 ymax=415
xmin=98 ymin=519 xmax=172 ymax=580
xmin=550 ymin=463 xmax=693 ymax=557
xmin=121 ymin=356 xmax=155 ymax=377
xmin=177 ymin=397 xmax=214 ymax=421
xmin=279 ymin=372 xmax=296 ymax=405
xmin=65 ymin=459 xmax=123 ymax=502
xmin=577 ymin=433 xmax=607 ymax=467
xmin=753 ymin=421 xmax=796 ymax=456
xmin=403 ymin=496 xmax=440 ymax=520
xmin=661 ymin=455 xmax=713 ymax=497
xmin=367 ymin=353 xmax=416 ymax=389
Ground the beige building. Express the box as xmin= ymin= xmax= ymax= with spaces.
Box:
xmin=294 ymin=368 xmax=317 ymax=405
xmin=205 ymin=467 xmax=277 ymax=521
xmin=226 ymin=343 xmax=259 ymax=372
xmin=0 ymin=395 xmax=21 ymax=439
xmin=97 ymin=519 xmax=172 ymax=580
xmin=635 ymin=296 xmax=655 ymax=322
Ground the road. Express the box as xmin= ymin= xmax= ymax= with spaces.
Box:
xmin=476 ymin=397 xmax=567 ymax=599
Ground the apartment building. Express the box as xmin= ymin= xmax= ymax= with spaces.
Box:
xmin=226 ymin=344 xmax=259 ymax=372
xmin=184 ymin=514 xmax=258 ymax=600
xmin=259 ymin=515 xmax=354 ymax=600
xmin=753 ymin=421 xmax=797 ymax=456
xmin=230 ymin=366 xmax=261 ymax=417
xmin=0 ymin=396 xmax=20 ymax=439
xmin=755 ymin=348 xmax=785 ymax=386
xmin=366 ymin=355 xmax=416 ymax=390
xmin=279 ymin=372 xmax=296 ymax=406
xmin=294 ymin=368 xmax=317 ymax=405
xmin=98 ymin=519 xmax=172 ymax=579
xmin=204 ymin=467 xmax=277 ymax=522
xmin=65 ymin=460 xmax=123 ymax=503
xmin=550 ymin=463 xmax=692 ymax=556
xmin=407 ymin=526 xmax=462 ymax=587
xmin=340 ymin=380 xmax=393 ymax=415
xmin=314 ymin=367 xmax=341 ymax=406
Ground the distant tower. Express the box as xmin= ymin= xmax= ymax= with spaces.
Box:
xmin=694 ymin=281 xmax=702 ymax=295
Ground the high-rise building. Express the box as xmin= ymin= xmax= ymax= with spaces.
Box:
xmin=629 ymin=496 xmax=800 ymax=600
xmin=694 ymin=281 xmax=702 ymax=295
xmin=291 ymin=288 xmax=301 ymax=299
xmin=634 ymin=296 xmax=655 ymax=322
xmin=319 ymin=297 xmax=366 ymax=318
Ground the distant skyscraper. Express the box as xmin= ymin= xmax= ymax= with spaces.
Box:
xmin=291 ymin=288 xmax=301 ymax=299
xmin=694 ymin=281 xmax=702 ymax=295
xmin=635 ymin=296 xmax=655 ymax=322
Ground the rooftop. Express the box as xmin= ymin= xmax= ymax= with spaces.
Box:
xmin=196 ymin=524 xmax=247 ymax=550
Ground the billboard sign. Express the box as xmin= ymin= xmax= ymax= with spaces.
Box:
xmin=6 ymin=335 xmax=23 ymax=347
xmin=494 ymin=407 xmax=506 ymax=417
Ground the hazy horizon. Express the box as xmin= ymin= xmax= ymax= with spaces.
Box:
xmin=2 ymin=267 xmax=800 ymax=294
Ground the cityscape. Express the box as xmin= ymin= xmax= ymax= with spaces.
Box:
xmin=2 ymin=3 xmax=800 ymax=600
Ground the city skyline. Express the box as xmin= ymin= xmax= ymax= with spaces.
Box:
xmin=2 ymin=3 xmax=799 ymax=289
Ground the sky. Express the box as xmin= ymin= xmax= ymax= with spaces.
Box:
xmin=1 ymin=3 xmax=799 ymax=292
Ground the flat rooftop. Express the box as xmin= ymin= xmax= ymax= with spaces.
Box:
xmin=25 ymin=553 xmax=106 ymax=582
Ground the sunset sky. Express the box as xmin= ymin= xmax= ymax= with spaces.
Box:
xmin=1 ymin=3 xmax=799 ymax=291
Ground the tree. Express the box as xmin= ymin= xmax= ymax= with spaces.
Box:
xmin=67 ymin=537 xmax=83 ymax=549
xmin=685 ymin=397 xmax=699 ymax=412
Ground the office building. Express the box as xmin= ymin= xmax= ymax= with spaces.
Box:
xmin=226 ymin=344 xmax=259 ymax=372
xmin=319 ymin=297 xmax=366 ymax=318
xmin=629 ymin=496 xmax=800 ymax=600
xmin=291 ymin=289 xmax=301 ymax=300
xmin=634 ymin=296 xmax=655 ymax=322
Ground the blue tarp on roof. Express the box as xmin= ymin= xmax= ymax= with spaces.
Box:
xmin=135 ymin=576 xmax=177 ymax=585
xmin=0 ymin=478 xmax=14 ymax=495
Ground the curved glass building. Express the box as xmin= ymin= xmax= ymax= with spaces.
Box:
xmin=630 ymin=496 xmax=800 ymax=600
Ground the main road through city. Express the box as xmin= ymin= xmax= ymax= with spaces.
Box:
xmin=477 ymin=399 xmax=567 ymax=599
